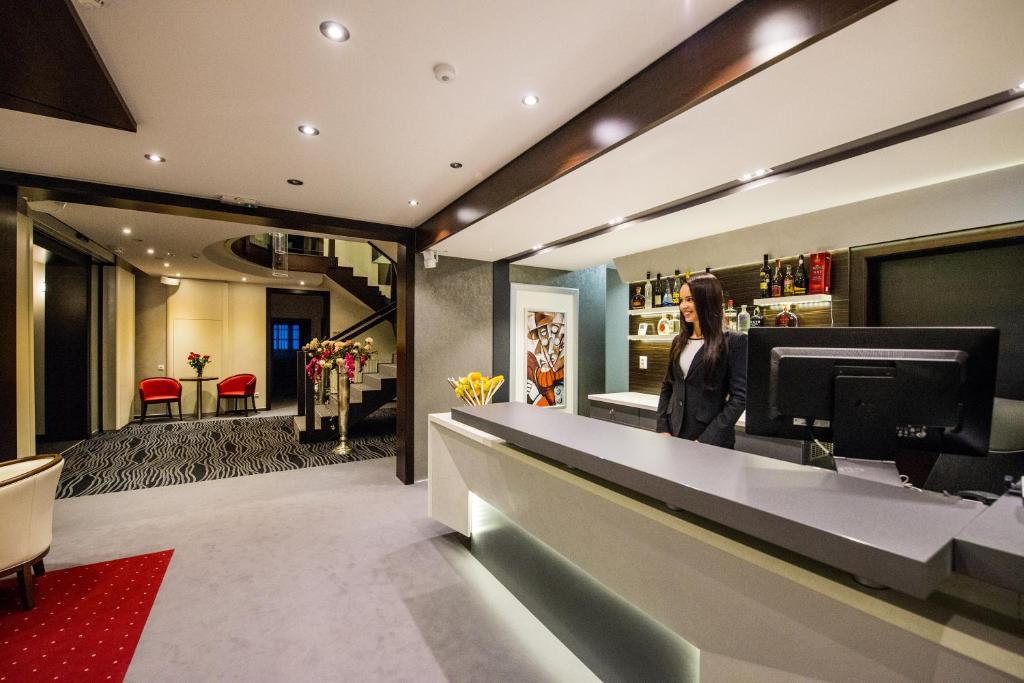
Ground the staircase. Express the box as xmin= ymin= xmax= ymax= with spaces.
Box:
xmin=294 ymin=306 xmax=398 ymax=444
xmin=325 ymin=264 xmax=390 ymax=311
xmin=326 ymin=240 xmax=392 ymax=311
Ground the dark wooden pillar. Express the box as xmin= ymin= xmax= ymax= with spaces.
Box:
xmin=395 ymin=240 xmax=415 ymax=484
xmin=0 ymin=185 xmax=19 ymax=460
xmin=491 ymin=260 xmax=511 ymax=403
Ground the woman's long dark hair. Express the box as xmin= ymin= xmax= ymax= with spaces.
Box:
xmin=671 ymin=273 xmax=726 ymax=390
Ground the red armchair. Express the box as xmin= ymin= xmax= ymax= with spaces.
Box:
xmin=216 ymin=374 xmax=258 ymax=416
xmin=138 ymin=377 xmax=183 ymax=422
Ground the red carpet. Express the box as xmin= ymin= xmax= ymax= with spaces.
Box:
xmin=0 ymin=550 xmax=173 ymax=683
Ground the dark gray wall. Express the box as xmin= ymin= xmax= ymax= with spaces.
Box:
xmin=414 ymin=256 xmax=493 ymax=479
xmin=510 ymin=264 xmax=607 ymax=417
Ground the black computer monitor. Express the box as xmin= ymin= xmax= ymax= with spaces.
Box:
xmin=745 ymin=327 xmax=999 ymax=460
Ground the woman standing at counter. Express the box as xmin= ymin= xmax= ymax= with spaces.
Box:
xmin=656 ymin=273 xmax=747 ymax=447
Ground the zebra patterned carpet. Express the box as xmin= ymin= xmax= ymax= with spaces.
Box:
xmin=57 ymin=407 xmax=396 ymax=498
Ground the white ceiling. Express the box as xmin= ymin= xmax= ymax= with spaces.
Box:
xmin=0 ymin=0 xmax=738 ymax=228
xmin=436 ymin=0 xmax=1024 ymax=268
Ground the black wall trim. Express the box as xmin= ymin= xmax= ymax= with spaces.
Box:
xmin=0 ymin=186 xmax=18 ymax=460
xmin=395 ymin=243 xmax=415 ymax=484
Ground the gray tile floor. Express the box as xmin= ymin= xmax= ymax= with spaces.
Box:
xmin=50 ymin=457 xmax=596 ymax=682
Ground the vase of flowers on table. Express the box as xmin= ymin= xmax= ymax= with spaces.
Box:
xmin=187 ymin=352 xmax=211 ymax=378
xmin=302 ymin=336 xmax=374 ymax=455
xmin=448 ymin=372 xmax=504 ymax=406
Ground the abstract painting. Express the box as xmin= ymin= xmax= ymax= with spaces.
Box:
xmin=525 ymin=310 xmax=566 ymax=407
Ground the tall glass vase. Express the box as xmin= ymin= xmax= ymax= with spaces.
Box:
xmin=332 ymin=368 xmax=352 ymax=456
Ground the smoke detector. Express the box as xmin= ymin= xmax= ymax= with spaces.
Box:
xmin=433 ymin=63 xmax=456 ymax=83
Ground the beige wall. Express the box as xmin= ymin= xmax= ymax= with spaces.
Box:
xmin=615 ymin=164 xmax=1024 ymax=282
xmin=134 ymin=277 xmax=383 ymax=415
xmin=33 ymin=255 xmax=45 ymax=435
xmin=15 ymin=210 xmax=36 ymax=458
xmin=115 ymin=268 xmax=135 ymax=427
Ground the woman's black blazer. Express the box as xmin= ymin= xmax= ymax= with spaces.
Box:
xmin=655 ymin=330 xmax=748 ymax=448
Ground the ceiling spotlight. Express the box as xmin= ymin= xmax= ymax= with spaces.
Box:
xmin=522 ymin=94 xmax=540 ymax=107
xmin=299 ymin=281 xmax=305 ymax=286
xmin=298 ymin=124 xmax=320 ymax=136
xmin=1016 ymin=81 xmax=1024 ymax=91
xmin=532 ymin=244 xmax=544 ymax=250
xmin=163 ymin=262 xmax=170 ymax=267
xmin=739 ymin=172 xmax=753 ymax=182
xmin=287 ymin=178 xmax=304 ymax=186
xmin=242 ymin=277 xmax=248 ymax=282
xmin=450 ymin=162 xmax=462 ymax=169
xmin=408 ymin=199 xmax=419 ymax=206
xmin=608 ymin=217 xmax=623 ymax=226
xmin=175 ymin=272 xmax=181 ymax=277
xmin=144 ymin=153 xmax=166 ymax=163
xmin=319 ymin=20 xmax=350 ymax=42
xmin=121 ymin=227 xmax=132 ymax=235
xmin=146 ymin=248 xmax=155 ymax=255
xmin=754 ymin=168 xmax=771 ymax=176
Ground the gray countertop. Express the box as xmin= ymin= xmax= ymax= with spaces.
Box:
xmin=452 ymin=402 xmax=997 ymax=599
xmin=954 ymin=495 xmax=1024 ymax=593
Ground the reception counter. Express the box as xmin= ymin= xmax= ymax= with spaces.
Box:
xmin=428 ymin=403 xmax=1024 ymax=680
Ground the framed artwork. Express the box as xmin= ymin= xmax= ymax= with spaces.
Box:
xmin=510 ymin=284 xmax=578 ymax=413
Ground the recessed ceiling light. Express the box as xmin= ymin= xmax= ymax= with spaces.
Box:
xmin=144 ymin=153 xmax=166 ymax=163
xmin=319 ymin=20 xmax=350 ymax=42
xmin=522 ymin=94 xmax=540 ymax=107
xmin=298 ymin=124 xmax=320 ymax=136
xmin=175 ymin=272 xmax=181 ymax=277
xmin=299 ymin=281 xmax=305 ymax=286
xmin=1016 ymin=81 xmax=1024 ymax=91
xmin=121 ymin=227 xmax=132 ymax=235
xmin=532 ymin=244 xmax=544 ymax=250
xmin=146 ymin=248 xmax=155 ymax=255
xmin=242 ymin=277 xmax=247 ymax=282
xmin=287 ymin=178 xmax=304 ymax=186
xmin=608 ymin=217 xmax=623 ymax=226
xmin=450 ymin=162 xmax=462 ymax=169
xmin=408 ymin=199 xmax=419 ymax=206
xmin=739 ymin=172 xmax=753 ymax=181
xmin=163 ymin=262 xmax=170 ymax=267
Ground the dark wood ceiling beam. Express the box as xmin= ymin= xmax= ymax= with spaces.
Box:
xmin=0 ymin=170 xmax=413 ymax=245
xmin=0 ymin=0 xmax=136 ymax=132
xmin=415 ymin=0 xmax=895 ymax=252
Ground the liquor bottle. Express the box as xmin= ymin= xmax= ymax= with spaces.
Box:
xmin=671 ymin=312 xmax=681 ymax=335
xmin=783 ymin=264 xmax=795 ymax=296
xmin=657 ymin=311 xmax=672 ymax=335
xmin=725 ymin=299 xmax=737 ymax=331
xmin=630 ymin=284 xmax=645 ymax=310
xmin=775 ymin=304 xmax=798 ymax=327
xmin=771 ymin=259 xmax=784 ymax=297
xmin=750 ymin=306 xmax=764 ymax=328
xmin=654 ymin=273 xmax=663 ymax=306
xmin=737 ymin=304 xmax=750 ymax=333
xmin=683 ymin=269 xmax=692 ymax=284
xmin=662 ymin=274 xmax=673 ymax=307
xmin=759 ymin=254 xmax=771 ymax=299
xmin=808 ymin=252 xmax=832 ymax=294
xmin=643 ymin=271 xmax=653 ymax=309
xmin=671 ymin=270 xmax=682 ymax=305
xmin=793 ymin=255 xmax=808 ymax=295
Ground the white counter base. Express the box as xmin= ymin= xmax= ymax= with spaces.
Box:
xmin=428 ymin=412 xmax=1024 ymax=681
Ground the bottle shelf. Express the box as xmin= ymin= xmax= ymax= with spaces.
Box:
xmin=628 ymin=307 xmax=677 ymax=316
xmin=752 ymin=293 xmax=832 ymax=307
xmin=628 ymin=335 xmax=675 ymax=342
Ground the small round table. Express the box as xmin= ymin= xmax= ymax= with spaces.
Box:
xmin=179 ymin=377 xmax=219 ymax=420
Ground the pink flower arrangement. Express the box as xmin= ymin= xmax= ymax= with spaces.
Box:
xmin=302 ymin=337 xmax=374 ymax=383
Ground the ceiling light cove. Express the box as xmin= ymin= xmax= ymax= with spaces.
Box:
xmin=298 ymin=124 xmax=320 ymax=136
xmin=144 ymin=153 xmax=166 ymax=163
xmin=522 ymin=94 xmax=540 ymax=107
xmin=319 ymin=21 xmax=350 ymax=43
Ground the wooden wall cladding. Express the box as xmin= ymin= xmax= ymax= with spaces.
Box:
xmin=628 ymin=250 xmax=850 ymax=394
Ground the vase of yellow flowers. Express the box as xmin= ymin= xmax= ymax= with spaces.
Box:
xmin=448 ymin=372 xmax=505 ymax=406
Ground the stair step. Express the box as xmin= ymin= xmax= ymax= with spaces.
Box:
xmin=378 ymin=363 xmax=397 ymax=379
xmin=293 ymin=415 xmax=306 ymax=433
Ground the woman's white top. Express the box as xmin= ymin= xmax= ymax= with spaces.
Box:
xmin=679 ymin=338 xmax=704 ymax=377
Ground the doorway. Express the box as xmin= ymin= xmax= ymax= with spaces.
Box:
xmin=266 ymin=289 xmax=329 ymax=409
xmin=34 ymin=232 xmax=100 ymax=452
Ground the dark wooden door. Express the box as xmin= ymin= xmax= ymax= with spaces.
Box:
xmin=270 ymin=318 xmax=310 ymax=402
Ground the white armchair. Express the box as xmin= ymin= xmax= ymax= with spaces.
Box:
xmin=0 ymin=455 xmax=64 ymax=610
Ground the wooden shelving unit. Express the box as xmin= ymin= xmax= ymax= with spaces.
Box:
xmin=752 ymin=293 xmax=832 ymax=307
